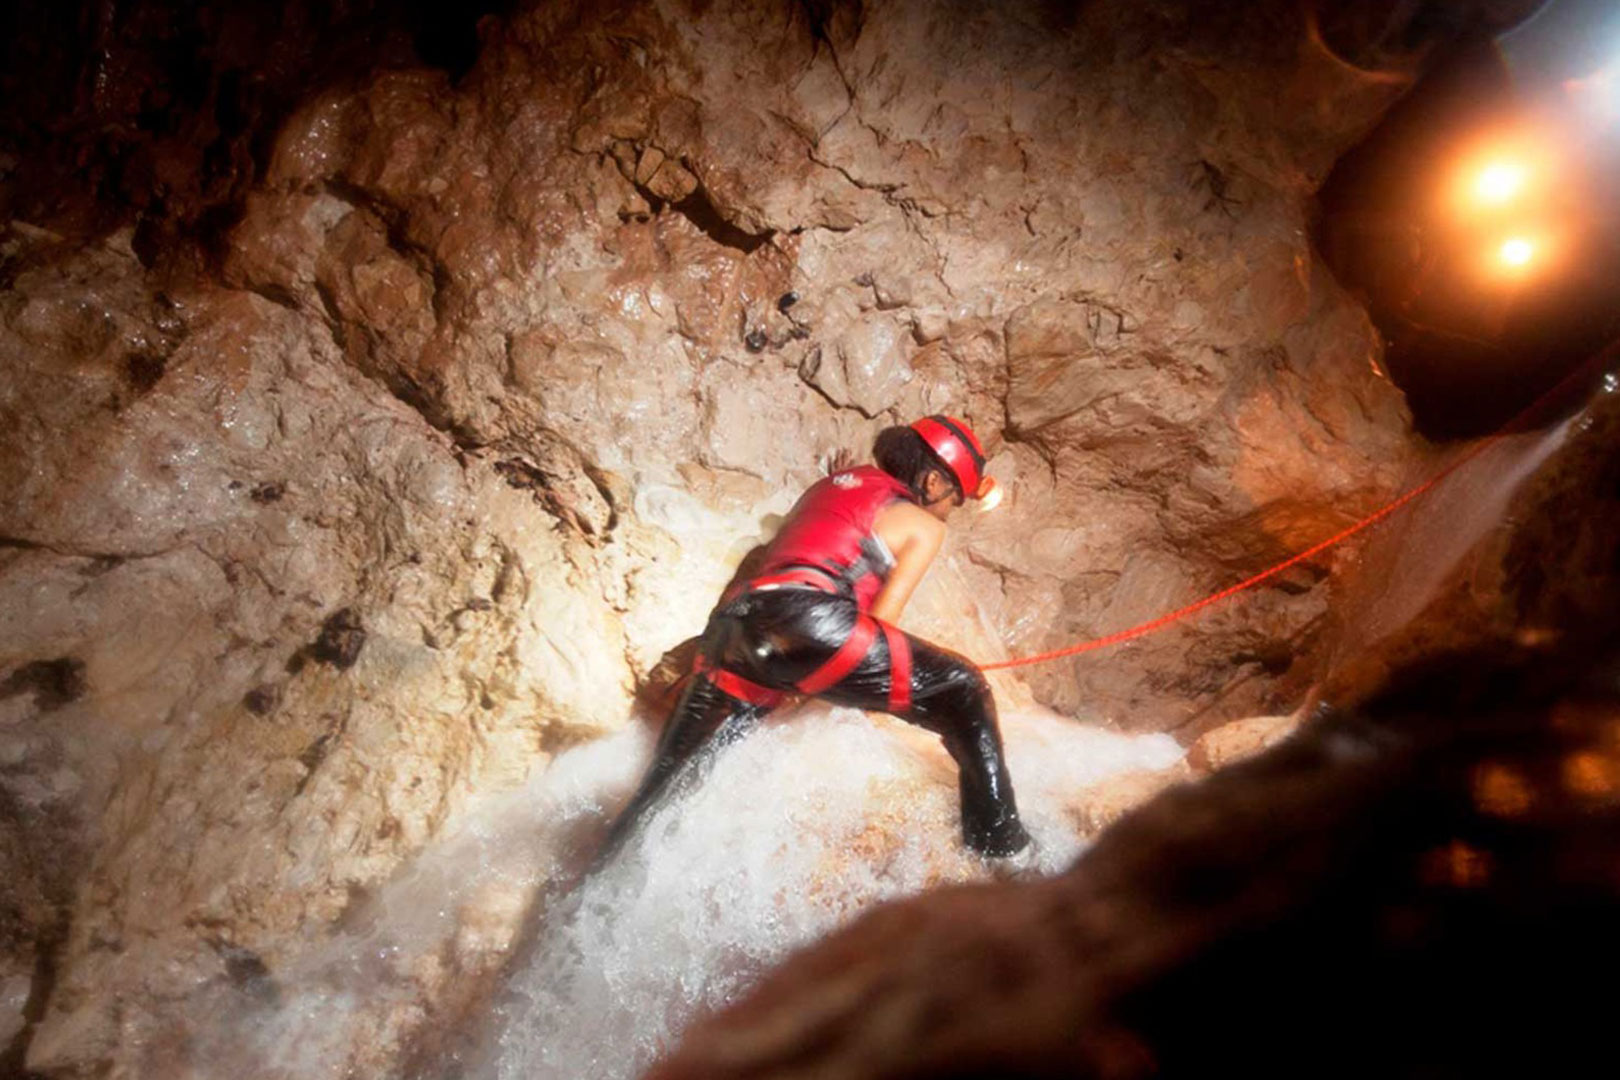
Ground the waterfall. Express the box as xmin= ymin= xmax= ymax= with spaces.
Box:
xmin=1329 ymin=416 xmax=1576 ymax=667
xmin=463 ymin=703 xmax=1181 ymax=1080
xmin=149 ymin=697 xmax=1181 ymax=1080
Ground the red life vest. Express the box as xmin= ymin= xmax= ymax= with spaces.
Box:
xmin=750 ymin=465 xmax=914 ymax=611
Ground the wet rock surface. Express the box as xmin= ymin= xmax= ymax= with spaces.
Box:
xmin=0 ymin=234 xmax=637 ymax=1075
xmin=0 ymin=0 xmax=1561 ymax=1075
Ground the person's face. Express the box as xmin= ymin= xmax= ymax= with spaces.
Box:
xmin=922 ymin=470 xmax=964 ymax=521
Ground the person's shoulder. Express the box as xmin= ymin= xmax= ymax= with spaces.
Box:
xmin=876 ymin=499 xmax=944 ymax=539
xmin=824 ymin=463 xmax=905 ymax=497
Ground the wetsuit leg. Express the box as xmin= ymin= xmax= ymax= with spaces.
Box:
xmin=595 ymin=616 xmax=766 ymax=866
xmin=727 ymin=591 xmax=1031 ymax=857
xmin=828 ymin=632 xmax=1030 ymax=856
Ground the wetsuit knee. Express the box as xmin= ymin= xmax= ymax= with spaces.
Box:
xmin=916 ymin=654 xmax=993 ymax=721
xmin=955 ymin=665 xmax=993 ymax=707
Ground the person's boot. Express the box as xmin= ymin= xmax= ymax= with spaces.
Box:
xmin=974 ymin=820 xmax=1042 ymax=880
xmin=971 ymin=819 xmax=1030 ymax=857
xmin=958 ymin=749 xmax=1030 ymax=858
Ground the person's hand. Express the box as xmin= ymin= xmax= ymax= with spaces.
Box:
xmin=823 ymin=448 xmax=858 ymax=475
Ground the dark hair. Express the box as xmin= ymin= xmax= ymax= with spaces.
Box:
xmin=873 ymin=426 xmax=957 ymax=500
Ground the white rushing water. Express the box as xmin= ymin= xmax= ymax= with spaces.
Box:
xmin=168 ymin=701 xmax=1181 ymax=1080
xmin=469 ymin=702 xmax=1183 ymax=1080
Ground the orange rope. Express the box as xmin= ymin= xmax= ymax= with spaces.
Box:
xmin=979 ymin=348 xmax=1613 ymax=673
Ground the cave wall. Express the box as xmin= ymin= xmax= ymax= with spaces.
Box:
xmin=0 ymin=0 xmax=1437 ymax=1074
xmin=215 ymin=0 xmax=1421 ymax=722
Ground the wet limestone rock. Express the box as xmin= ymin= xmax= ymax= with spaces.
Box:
xmin=0 ymin=0 xmax=1462 ymax=1074
xmin=0 ymin=231 xmax=635 ymax=1075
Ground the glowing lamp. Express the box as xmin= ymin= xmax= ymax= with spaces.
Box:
xmin=1499 ymin=237 xmax=1534 ymax=267
xmin=1474 ymin=162 xmax=1526 ymax=204
xmin=974 ymin=477 xmax=1004 ymax=513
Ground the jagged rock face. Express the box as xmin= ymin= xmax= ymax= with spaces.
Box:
xmin=223 ymin=0 xmax=1420 ymax=728
xmin=0 ymin=0 xmax=1455 ymax=1074
xmin=0 ymin=238 xmax=636 ymax=1074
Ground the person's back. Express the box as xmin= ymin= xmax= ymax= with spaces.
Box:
xmin=750 ymin=465 xmax=912 ymax=611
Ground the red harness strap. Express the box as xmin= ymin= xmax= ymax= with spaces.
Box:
xmin=880 ymin=621 xmax=912 ymax=714
xmin=692 ymin=583 xmax=896 ymax=711
xmin=691 ymin=654 xmax=787 ymax=708
xmin=796 ymin=614 xmax=878 ymax=696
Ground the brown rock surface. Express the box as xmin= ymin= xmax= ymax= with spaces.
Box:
xmin=1 ymin=231 xmax=636 ymax=1074
xmin=1187 ymin=711 xmax=1304 ymax=773
xmin=1 ymin=0 xmax=1535 ymax=1075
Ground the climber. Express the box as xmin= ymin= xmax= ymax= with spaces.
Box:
xmin=597 ymin=415 xmax=1031 ymax=865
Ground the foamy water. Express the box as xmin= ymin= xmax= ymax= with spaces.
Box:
xmin=470 ymin=703 xmax=1183 ymax=1080
xmin=162 ymin=702 xmax=1181 ymax=1080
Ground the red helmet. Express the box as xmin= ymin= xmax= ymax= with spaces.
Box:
xmin=910 ymin=414 xmax=993 ymax=499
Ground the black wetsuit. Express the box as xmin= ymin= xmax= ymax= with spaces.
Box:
xmin=597 ymin=470 xmax=1030 ymax=862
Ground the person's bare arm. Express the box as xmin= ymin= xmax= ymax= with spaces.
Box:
xmin=869 ymin=502 xmax=946 ymax=625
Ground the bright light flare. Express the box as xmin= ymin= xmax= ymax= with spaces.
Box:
xmin=974 ymin=477 xmax=1004 ymax=513
xmin=1499 ymin=237 xmax=1535 ymax=267
xmin=1480 ymin=228 xmax=1562 ymax=283
xmin=1474 ymin=161 xmax=1527 ymax=204
xmin=1444 ymin=136 xmax=1555 ymax=222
